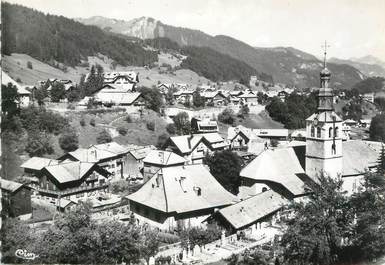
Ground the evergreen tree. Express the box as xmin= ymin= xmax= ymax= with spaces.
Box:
xmin=1 ymin=83 xmax=20 ymax=117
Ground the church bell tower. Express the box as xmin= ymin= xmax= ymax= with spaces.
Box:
xmin=305 ymin=42 xmax=343 ymax=181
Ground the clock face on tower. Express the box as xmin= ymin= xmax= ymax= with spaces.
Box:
xmin=312 ymin=118 xmax=319 ymax=126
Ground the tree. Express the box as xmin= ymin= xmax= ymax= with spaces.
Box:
xmin=67 ymin=87 xmax=81 ymax=102
xmin=192 ymin=89 xmax=205 ymax=108
xmin=166 ymin=123 xmax=176 ymax=135
xmin=281 ymin=174 xmax=353 ymax=265
xmin=1 ymin=218 xmax=36 ymax=264
xmin=138 ymin=87 xmax=164 ymax=113
xmin=96 ymin=129 xmax=112 ymax=144
xmin=1 ymin=83 xmax=20 ymax=117
xmin=348 ymin=172 xmax=385 ymax=262
xmin=25 ymin=129 xmax=54 ymax=157
xmin=117 ymin=126 xmax=128 ymax=136
xmin=157 ymin=133 xmax=170 ymax=149
xmin=59 ymin=127 xmax=79 ymax=152
xmin=138 ymin=229 xmax=160 ymax=265
xmin=218 ymin=108 xmax=236 ymax=125
xmin=50 ymin=82 xmax=66 ymax=102
xmin=204 ymin=150 xmax=243 ymax=194
xmin=34 ymin=86 xmax=48 ymax=105
xmin=238 ymin=104 xmax=250 ymax=118
xmin=370 ymin=114 xmax=385 ymax=142
xmin=172 ymin=111 xmax=191 ymax=135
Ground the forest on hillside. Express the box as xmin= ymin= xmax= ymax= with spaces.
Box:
xmin=1 ymin=2 xmax=158 ymax=67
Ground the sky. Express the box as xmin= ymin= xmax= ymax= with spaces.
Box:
xmin=5 ymin=0 xmax=385 ymax=61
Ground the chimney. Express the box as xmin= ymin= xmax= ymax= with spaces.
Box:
xmin=187 ymin=134 xmax=193 ymax=150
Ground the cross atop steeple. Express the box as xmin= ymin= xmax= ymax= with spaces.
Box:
xmin=322 ymin=40 xmax=330 ymax=69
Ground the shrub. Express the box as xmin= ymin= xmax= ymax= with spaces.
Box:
xmin=157 ymin=133 xmax=169 ymax=148
xmin=146 ymin=121 xmax=155 ymax=131
xmin=125 ymin=115 xmax=132 ymax=123
xmin=90 ymin=118 xmax=95 ymax=126
xmin=218 ymin=108 xmax=235 ymax=125
xmin=80 ymin=118 xmax=86 ymax=127
xmin=158 ymin=232 xmax=180 ymax=244
xmin=117 ymin=126 xmax=128 ymax=136
xmin=96 ymin=129 xmax=112 ymax=144
xmin=270 ymin=139 xmax=279 ymax=147
xmin=110 ymin=180 xmax=130 ymax=194
xmin=59 ymin=128 xmax=79 ymax=152
xmin=166 ymin=123 xmax=176 ymax=135
xmin=27 ymin=61 xmax=33 ymax=69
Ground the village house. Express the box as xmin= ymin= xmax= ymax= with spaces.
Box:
xmin=59 ymin=142 xmax=134 ymax=180
xmin=227 ymin=126 xmax=267 ymax=154
xmin=22 ymin=159 xmax=111 ymax=206
xmin=124 ymin=145 xmax=157 ymax=181
xmin=126 ymin=164 xmax=237 ymax=231
xmin=103 ymin=71 xmax=139 ymax=91
xmin=237 ymin=90 xmax=259 ymax=106
xmin=201 ymin=91 xmax=228 ymax=106
xmin=142 ymin=150 xmax=187 ymax=182
xmin=164 ymin=133 xmax=229 ymax=164
xmin=191 ymin=118 xmax=219 ymax=133
xmin=173 ymin=90 xmax=194 ymax=104
xmin=93 ymin=85 xmax=144 ymax=107
xmin=2 ymin=71 xmax=31 ymax=107
xmin=1 ymin=179 xmax=32 ymax=220
xmin=209 ymin=190 xmax=288 ymax=233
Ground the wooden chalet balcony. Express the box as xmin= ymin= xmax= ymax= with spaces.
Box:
xmin=31 ymin=183 xmax=109 ymax=197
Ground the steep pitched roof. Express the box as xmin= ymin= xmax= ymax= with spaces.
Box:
xmin=240 ymin=147 xmax=307 ymax=196
xmin=169 ymin=133 xmax=227 ymax=154
xmin=143 ymin=150 xmax=186 ymax=166
xmin=217 ymin=190 xmax=288 ymax=229
xmin=129 ymin=145 xmax=156 ymax=160
xmin=306 ymin=111 xmax=343 ymax=123
xmin=127 ymin=164 xmax=237 ymax=213
xmin=227 ymin=126 xmax=264 ymax=142
xmin=343 ymin=140 xmax=380 ymax=176
xmin=21 ymin=157 xmax=60 ymax=171
xmin=1 ymin=179 xmax=24 ymax=193
xmin=44 ymin=161 xmax=99 ymax=183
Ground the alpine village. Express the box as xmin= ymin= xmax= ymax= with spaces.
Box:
xmin=1 ymin=2 xmax=385 ymax=265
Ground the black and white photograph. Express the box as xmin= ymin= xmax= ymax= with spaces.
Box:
xmin=1 ymin=0 xmax=385 ymax=264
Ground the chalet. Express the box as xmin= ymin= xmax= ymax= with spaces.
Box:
xmin=201 ymin=91 xmax=228 ymax=106
xmin=2 ymin=71 xmax=31 ymax=107
xmin=210 ymin=190 xmax=288 ymax=233
xmin=93 ymin=84 xmax=144 ymax=106
xmin=125 ymin=145 xmax=156 ymax=181
xmin=164 ymin=133 xmax=229 ymax=164
xmin=191 ymin=118 xmax=219 ymax=133
xmin=21 ymin=157 xmax=60 ymax=178
xmin=1 ymin=179 xmax=32 ymax=219
xmin=142 ymin=150 xmax=187 ymax=182
xmin=103 ymin=71 xmax=139 ymax=91
xmin=173 ymin=90 xmax=194 ymax=104
xmin=126 ymin=164 xmax=237 ymax=231
xmin=343 ymin=119 xmax=358 ymax=127
xmin=59 ymin=142 xmax=133 ymax=180
xmin=227 ymin=126 xmax=266 ymax=153
xmin=237 ymin=90 xmax=258 ymax=106
xmin=24 ymin=159 xmax=111 ymax=205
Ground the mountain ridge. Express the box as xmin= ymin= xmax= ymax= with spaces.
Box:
xmin=76 ymin=15 xmax=365 ymax=89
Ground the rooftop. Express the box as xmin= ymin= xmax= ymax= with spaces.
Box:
xmin=21 ymin=157 xmax=60 ymax=171
xmin=1 ymin=179 xmax=24 ymax=193
xmin=218 ymin=190 xmax=288 ymax=229
xmin=143 ymin=150 xmax=187 ymax=166
xmin=127 ymin=164 xmax=238 ymax=214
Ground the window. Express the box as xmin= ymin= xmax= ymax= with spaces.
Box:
xmin=311 ymin=126 xmax=315 ymax=137
xmin=332 ymin=144 xmax=336 ymax=155
xmin=334 ymin=127 xmax=339 ymax=138
xmin=329 ymin=127 xmax=333 ymax=138
xmin=316 ymin=127 xmax=321 ymax=138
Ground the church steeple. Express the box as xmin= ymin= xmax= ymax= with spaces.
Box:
xmin=318 ymin=41 xmax=334 ymax=112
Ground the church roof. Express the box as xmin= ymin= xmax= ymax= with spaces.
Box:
xmin=127 ymin=164 xmax=237 ymax=214
xmin=240 ymin=147 xmax=307 ymax=196
xmin=342 ymin=140 xmax=380 ymax=176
